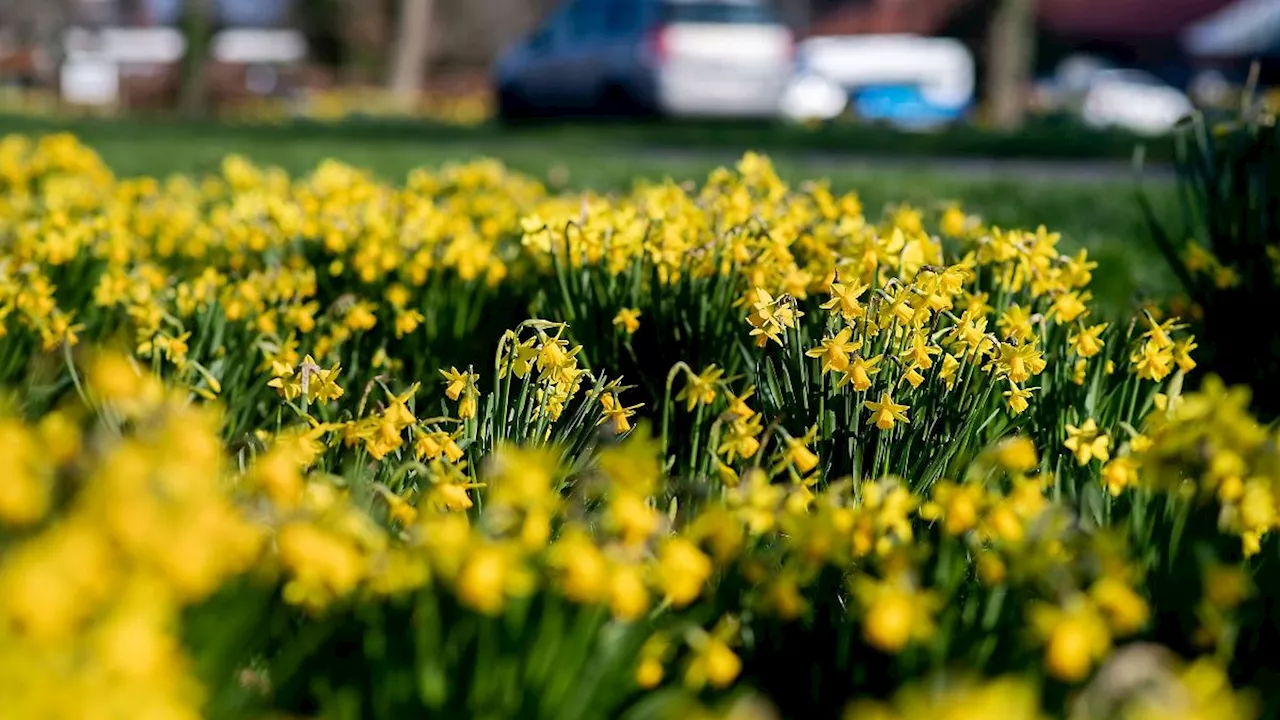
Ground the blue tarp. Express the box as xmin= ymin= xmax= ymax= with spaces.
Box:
xmin=850 ymin=85 xmax=967 ymax=128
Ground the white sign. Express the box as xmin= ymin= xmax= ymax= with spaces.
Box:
xmin=213 ymin=29 xmax=306 ymax=64
xmin=60 ymin=58 xmax=119 ymax=106
xmin=64 ymin=27 xmax=186 ymax=64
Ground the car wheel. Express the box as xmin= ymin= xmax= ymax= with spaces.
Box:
xmin=497 ymin=85 xmax=533 ymax=124
xmin=598 ymin=83 xmax=651 ymax=119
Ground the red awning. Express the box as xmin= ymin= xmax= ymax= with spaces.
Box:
xmin=807 ymin=0 xmax=966 ymax=38
xmin=808 ymin=0 xmax=1236 ymax=40
xmin=1038 ymin=0 xmax=1232 ymax=38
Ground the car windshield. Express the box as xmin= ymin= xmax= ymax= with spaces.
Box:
xmin=661 ymin=1 xmax=779 ymax=24
xmin=1100 ymin=71 xmax=1163 ymax=87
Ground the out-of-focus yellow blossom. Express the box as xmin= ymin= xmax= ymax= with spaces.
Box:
xmin=609 ymin=561 xmax=651 ymax=621
xmin=0 ymin=418 xmax=49 ymax=526
xmin=1065 ymin=419 xmax=1111 ymax=465
xmin=278 ymin=521 xmax=366 ymax=610
xmin=636 ymin=634 xmax=671 ymax=688
xmin=455 ymin=542 xmax=534 ymax=616
xmin=684 ymin=618 xmax=742 ymax=690
xmin=1101 ymin=457 xmax=1138 ymax=496
xmin=657 ymin=537 xmax=713 ymax=608
xmin=1122 ymin=659 xmax=1256 ymax=720
xmin=613 ymin=307 xmax=642 ymax=334
xmin=1031 ymin=598 xmax=1112 ymax=682
xmin=846 ymin=675 xmax=1045 ymax=720
xmin=1089 ymin=576 xmax=1149 ymax=637
xmin=920 ymin=480 xmax=984 ymax=536
xmin=852 ymin=571 xmax=938 ymax=654
xmin=992 ymin=436 xmax=1039 ymax=473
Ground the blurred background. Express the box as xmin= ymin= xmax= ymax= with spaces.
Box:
xmin=0 ymin=0 xmax=1275 ymax=133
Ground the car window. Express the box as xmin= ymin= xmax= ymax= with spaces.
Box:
xmin=1098 ymin=70 xmax=1162 ymax=87
xmin=528 ymin=25 xmax=555 ymax=52
xmin=661 ymin=0 xmax=779 ymax=23
xmin=567 ymin=0 xmax=605 ymax=40
xmin=603 ymin=0 xmax=641 ymax=37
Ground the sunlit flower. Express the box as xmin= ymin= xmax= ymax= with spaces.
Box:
xmin=1064 ymin=418 xmax=1110 ymax=465
xmin=864 ymin=391 xmax=910 ymax=430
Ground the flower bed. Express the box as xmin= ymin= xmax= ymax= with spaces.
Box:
xmin=0 ymin=135 xmax=1273 ymax=720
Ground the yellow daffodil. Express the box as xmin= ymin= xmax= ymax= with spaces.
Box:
xmin=865 ymin=391 xmax=910 ymax=430
xmin=1064 ymin=418 xmax=1110 ymax=465
xmin=612 ymin=307 xmax=641 ymax=335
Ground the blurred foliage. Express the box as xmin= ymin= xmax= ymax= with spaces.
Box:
xmin=1142 ymin=103 xmax=1280 ymax=416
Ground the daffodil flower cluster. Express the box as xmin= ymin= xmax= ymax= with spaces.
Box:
xmin=228 ymin=87 xmax=493 ymax=127
xmin=1132 ymin=377 xmax=1280 ymax=556
xmin=0 ymin=353 xmax=262 ymax=720
xmin=0 ymin=134 xmax=1270 ymax=720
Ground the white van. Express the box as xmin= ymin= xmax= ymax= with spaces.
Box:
xmin=781 ymin=35 xmax=975 ymax=128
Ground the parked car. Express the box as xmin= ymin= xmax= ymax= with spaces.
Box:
xmin=1081 ymin=69 xmax=1194 ymax=134
xmin=495 ymin=0 xmax=795 ymax=120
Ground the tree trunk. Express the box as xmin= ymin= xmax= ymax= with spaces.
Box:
xmin=178 ymin=0 xmax=213 ymax=118
xmin=985 ymin=0 xmax=1035 ymax=130
xmin=388 ymin=0 xmax=433 ymax=108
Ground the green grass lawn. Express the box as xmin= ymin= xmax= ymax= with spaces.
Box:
xmin=1 ymin=114 xmax=1178 ymax=313
xmin=0 ymin=111 xmax=1178 ymax=163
